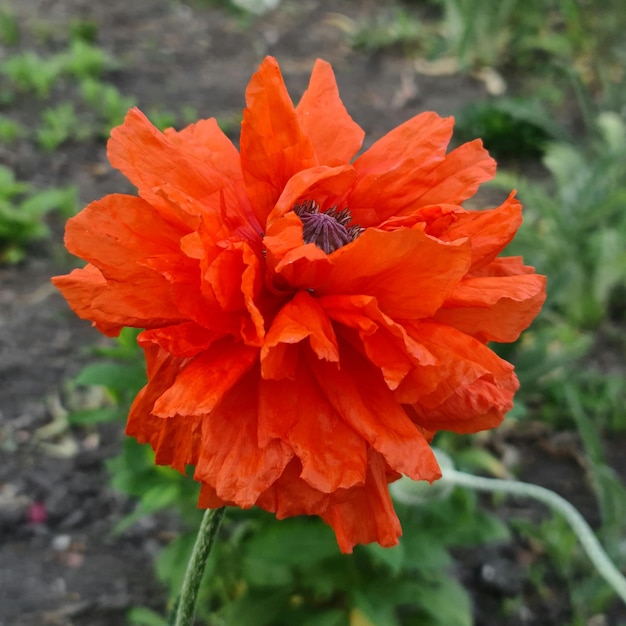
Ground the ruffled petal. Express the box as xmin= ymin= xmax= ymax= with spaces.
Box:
xmin=56 ymin=195 xmax=190 ymax=330
xmin=264 ymin=212 xmax=334 ymax=291
xmin=62 ymin=194 xmax=187 ymax=272
xmin=255 ymin=459 xmax=331 ymax=519
xmin=51 ymin=264 xmax=133 ymax=336
xmin=151 ymin=339 xmax=258 ymax=417
xmin=321 ymin=449 xmax=402 ymax=553
xmin=438 ymin=191 xmax=523 ymax=270
xmin=411 ymin=139 xmax=496 ymax=208
xmin=434 ymin=271 xmax=547 ymax=342
xmin=319 ymin=227 xmax=471 ymax=319
xmin=125 ymin=346 xmax=201 ymax=472
xmin=295 ymin=59 xmax=365 ymax=166
xmin=259 ymin=358 xmax=367 ymax=492
xmin=349 ymin=112 xmax=454 ymax=226
xmin=266 ymin=164 xmax=356 ymax=228
xmin=164 ymin=117 xmax=245 ymax=195
xmin=254 ymin=453 xmax=402 ymax=553
xmin=309 ymin=342 xmax=441 ymax=482
xmin=401 ymin=321 xmax=518 ymax=432
xmin=108 ymin=108 xmax=258 ymax=237
xmin=319 ymin=294 xmax=437 ymax=389
xmin=142 ymin=252 xmax=223 ymax=330
xmin=194 ymin=369 xmax=294 ymax=507
xmin=261 ymin=291 xmax=339 ymax=380
xmin=240 ymin=56 xmax=317 ymax=226
xmin=204 ymin=239 xmax=265 ymax=345
xmin=138 ymin=322 xmax=221 ymax=358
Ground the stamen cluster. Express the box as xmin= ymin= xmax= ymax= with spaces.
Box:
xmin=294 ymin=200 xmax=363 ymax=254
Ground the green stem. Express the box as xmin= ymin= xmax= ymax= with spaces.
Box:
xmin=440 ymin=469 xmax=626 ymax=605
xmin=173 ymin=507 xmax=226 ymax=626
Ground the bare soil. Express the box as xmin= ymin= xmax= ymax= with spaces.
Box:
xmin=1 ymin=1 xmax=625 ymax=625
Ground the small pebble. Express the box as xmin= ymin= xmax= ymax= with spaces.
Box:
xmin=52 ymin=534 xmax=72 ymax=551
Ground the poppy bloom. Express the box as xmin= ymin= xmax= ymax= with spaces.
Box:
xmin=53 ymin=56 xmax=545 ymax=553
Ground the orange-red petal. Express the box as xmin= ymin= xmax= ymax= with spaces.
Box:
xmin=194 ymin=369 xmax=294 ymax=507
xmin=266 ymin=164 xmax=356 ymax=228
xmin=264 ymin=212 xmax=334 ymax=291
xmin=240 ymin=57 xmax=317 ymax=226
xmin=152 ymin=339 xmax=258 ymax=417
xmin=438 ymin=192 xmax=523 ymax=270
xmin=108 ymin=108 xmax=258 ymax=238
xmin=138 ymin=322 xmax=221 ymax=358
xmin=411 ymin=139 xmax=496 ymax=208
xmin=261 ymin=291 xmax=339 ymax=380
xmin=319 ymin=227 xmax=471 ymax=319
xmin=400 ymin=321 xmax=518 ymax=432
xmin=434 ymin=271 xmax=547 ymax=342
xmin=51 ymin=264 xmax=137 ymax=336
xmin=319 ymin=294 xmax=437 ymax=389
xmin=349 ymin=112 xmax=454 ymax=226
xmin=295 ymin=59 xmax=365 ymax=166
xmin=321 ymin=449 xmax=402 ymax=553
xmin=125 ymin=347 xmax=201 ymax=472
xmin=259 ymin=358 xmax=367 ymax=492
xmin=310 ymin=342 xmax=441 ymax=482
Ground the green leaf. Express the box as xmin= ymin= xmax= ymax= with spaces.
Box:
xmin=156 ymin=531 xmax=197 ymax=592
xmin=361 ymin=541 xmax=404 ymax=575
xmin=73 ymin=362 xmax=145 ymax=395
xmin=226 ymin=589 xmax=292 ymax=626
xmin=127 ymin=606 xmax=168 ymax=626
xmin=397 ymin=526 xmax=452 ymax=571
xmin=67 ymin=406 xmax=121 ymax=425
xmin=243 ymin=516 xmax=339 ymax=567
xmin=351 ymin=589 xmax=399 ymax=626
xmin=303 ymin=609 xmax=347 ymax=626
xmin=113 ymin=482 xmax=180 ymax=535
xmin=19 ymin=186 xmax=78 ymax=218
xmin=408 ymin=572 xmax=473 ymax=626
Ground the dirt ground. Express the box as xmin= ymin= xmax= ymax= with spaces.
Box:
xmin=1 ymin=1 xmax=625 ymax=625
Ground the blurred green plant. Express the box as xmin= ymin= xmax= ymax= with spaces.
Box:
xmin=190 ymin=488 xmax=506 ymax=626
xmin=127 ymin=606 xmax=168 ymax=626
xmin=80 ymin=78 xmax=137 ymax=135
xmin=36 ymin=102 xmax=90 ymax=151
xmin=69 ymin=18 xmax=99 ymax=44
xmin=147 ymin=107 xmax=178 ymax=132
xmin=60 ymin=38 xmax=116 ymax=80
xmin=488 ymin=112 xmax=626 ymax=619
xmin=454 ymin=98 xmax=557 ymax=159
xmin=0 ymin=166 xmax=78 ymax=263
xmin=0 ymin=7 xmax=19 ymax=45
xmin=433 ymin=0 xmax=524 ymax=68
xmin=67 ymin=328 xmax=146 ymax=426
xmin=0 ymin=27 xmax=114 ymax=102
xmin=513 ymin=514 xmax=623 ymax=623
xmin=0 ymin=114 xmax=26 ymax=144
xmin=432 ymin=0 xmax=623 ymax=74
xmin=0 ymin=51 xmax=64 ymax=98
xmin=352 ymin=8 xmax=426 ymax=55
xmin=495 ymin=112 xmax=626 ymax=330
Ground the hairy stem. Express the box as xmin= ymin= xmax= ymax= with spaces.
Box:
xmin=173 ymin=507 xmax=226 ymax=626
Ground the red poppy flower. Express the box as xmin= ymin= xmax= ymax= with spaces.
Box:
xmin=52 ymin=57 xmax=546 ymax=553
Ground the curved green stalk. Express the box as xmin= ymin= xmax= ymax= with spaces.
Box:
xmin=440 ymin=469 xmax=626 ymax=604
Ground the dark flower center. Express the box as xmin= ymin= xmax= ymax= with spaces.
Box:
xmin=293 ymin=200 xmax=363 ymax=254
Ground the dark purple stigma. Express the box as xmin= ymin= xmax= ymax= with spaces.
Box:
xmin=293 ymin=200 xmax=363 ymax=254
